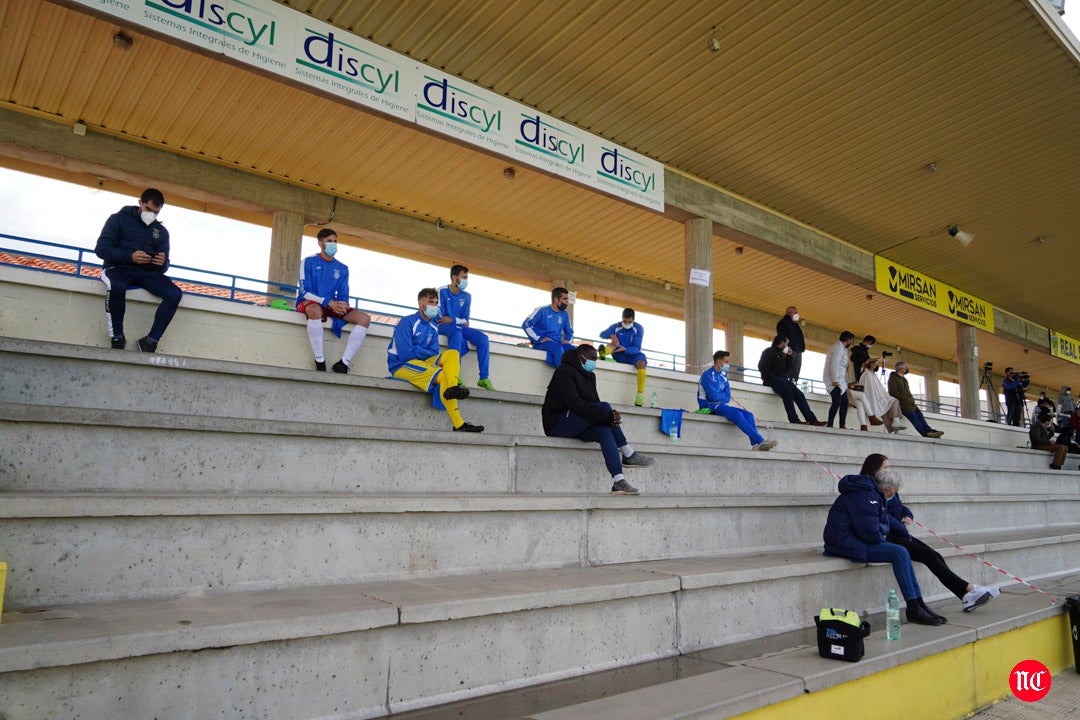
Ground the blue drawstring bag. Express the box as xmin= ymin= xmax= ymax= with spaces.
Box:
xmin=660 ymin=408 xmax=683 ymax=439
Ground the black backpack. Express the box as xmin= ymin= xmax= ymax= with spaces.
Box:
xmin=815 ymin=608 xmax=871 ymax=662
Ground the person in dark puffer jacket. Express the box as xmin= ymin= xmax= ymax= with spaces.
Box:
xmin=94 ymin=188 xmax=182 ymax=353
xmin=823 ymin=454 xmax=942 ymax=626
xmin=542 ymin=344 xmax=654 ymax=495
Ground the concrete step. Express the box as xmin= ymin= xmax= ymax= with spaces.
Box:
xmin=2 ymin=487 xmax=1078 ymax=607
xmin=3 ymin=403 xmax=1076 ymax=498
xmin=0 ymin=537 xmax=1074 ymax=720
xmin=0 ymin=336 xmax=1044 ymax=468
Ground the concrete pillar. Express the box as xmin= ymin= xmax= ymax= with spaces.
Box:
xmin=923 ymin=368 xmax=940 ymax=408
xmin=724 ymin=319 xmax=744 ymax=369
xmin=956 ymin=323 xmax=980 ymax=420
xmin=684 ymin=217 xmax=713 ymax=375
xmin=269 ymin=210 xmax=304 ymax=295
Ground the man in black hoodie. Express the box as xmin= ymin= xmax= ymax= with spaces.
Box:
xmin=542 ymin=344 xmax=655 ymax=495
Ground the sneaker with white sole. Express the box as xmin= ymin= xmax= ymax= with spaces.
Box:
xmin=752 ymin=439 xmax=779 ymax=451
xmin=622 ymin=452 xmax=655 ymax=468
xmin=961 ymin=585 xmax=1000 ymax=612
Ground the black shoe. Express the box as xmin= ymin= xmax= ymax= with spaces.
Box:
xmin=110 ymin=336 xmax=126 ymax=349
xmin=1050 ymin=463 xmax=1062 ymax=470
xmin=453 ymin=422 xmax=484 ymax=433
xmin=444 ymin=386 xmax=470 ymax=401
xmin=137 ymin=336 xmax=158 ymax=353
xmin=315 ymin=361 xmax=327 ymax=371
xmin=906 ymin=603 xmax=943 ymax=626
xmin=919 ymin=598 xmax=947 ymax=624
xmin=332 ymin=360 xmax=349 ymax=374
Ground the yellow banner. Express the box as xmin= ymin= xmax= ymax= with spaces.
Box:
xmin=874 ymin=256 xmax=994 ymax=332
xmin=1050 ymin=331 xmax=1080 ymax=365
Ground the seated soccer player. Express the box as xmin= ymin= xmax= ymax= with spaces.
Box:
xmin=599 ymin=307 xmax=649 ymax=406
xmin=698 ymin=351 xmax=778 ymax=451
xmin=388 ymin=288 xmax=483 ymax=433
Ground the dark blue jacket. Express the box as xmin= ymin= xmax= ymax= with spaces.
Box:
xmin=823 ymin=474 xmax=889 ymax=562
xmin=884 ymin=492 xmax=913 ymax=540
xmin=95 ymin=205 xmax=171 ymax=272
xmin=776 ymin=314 xmax=805 ymax=353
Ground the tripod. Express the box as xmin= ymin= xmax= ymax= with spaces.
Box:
xmin=981 ymin=365 xmax=1004 ymax=423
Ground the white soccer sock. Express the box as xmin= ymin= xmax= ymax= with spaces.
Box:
xmin=307 ymin=319 xmax=325 ymax=362
xmin=341 ymin=325 xmax=368 ymax=366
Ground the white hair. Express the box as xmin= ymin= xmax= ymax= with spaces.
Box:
xmin=874 ymin=469 xmax=903 ymax=493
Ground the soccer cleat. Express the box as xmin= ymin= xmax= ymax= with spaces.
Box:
xmin=477 ymin=378 xmax=495 ymax=390
xmin=110 ymin=336 xmax=126 ymax=350
xmin=137 ymin=336 xmax=158 ymax=353
xmin=610 ymin=479 xmax=639 ymax=495
xmin=622 ymin=452 xmax=655 ymax=468
xmin=444 ymin=386 xmax=470 ymax=401
xmin=332 ymin=360 xmax=349 ymax=374
xmin=453 ymin=422 xmax=484 ymax=433
xmin=635 ymin=393 xmax=645 ymax=407
xmin=315 ymin=360 xmax=327 ymax=371
xmin=752 ymin=439 xmax=779 ymax=451
xmin=694 ymin=408 xmax=713 ymax=414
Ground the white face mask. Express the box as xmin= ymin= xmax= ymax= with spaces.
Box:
xmin=322 ymin=242 xmax=338 ymax=257
xmin=457 ymin=278 xmax=468 ymax=291
xmin=621 ymin=322 xmax=633 ymax=330
xmin=791 ymin=313 xmax=800 ymax=322
xmin=140 ymin=211 xmax=157 ymax=225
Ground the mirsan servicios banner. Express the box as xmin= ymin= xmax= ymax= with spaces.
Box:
xmin=874 ymin=256 xmax=994 ymax=332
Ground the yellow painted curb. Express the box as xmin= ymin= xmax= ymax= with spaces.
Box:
xmin=732 ymin=615 xmax=1071 ymax=720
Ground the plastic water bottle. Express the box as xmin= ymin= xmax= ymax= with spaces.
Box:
xmin=650 ymin=391 xmax=659 ymax=408
xmin=668 ymin=423 xmax=679 ymax=446
xmin=886 ymin=589 xmax=902 ymax=641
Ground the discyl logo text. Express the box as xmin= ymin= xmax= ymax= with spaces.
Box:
xmin=421 ymin=78 xmax=500 ymax=133
xmin=518 ymin=116 xmax=585 ymax=164
xmin=598 ymin=147 xmax=656 ymax=194
xmin=302 ymin=31 xmax=399 ymax=94
xmin=154 ymin=0 xmax=277 ymax=47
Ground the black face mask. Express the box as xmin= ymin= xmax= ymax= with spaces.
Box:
xmin=557 ymin=302 xmax=568 ymax=312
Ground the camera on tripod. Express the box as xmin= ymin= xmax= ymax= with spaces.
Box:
xmin=881 ymin=351 xmax=893 ymax=358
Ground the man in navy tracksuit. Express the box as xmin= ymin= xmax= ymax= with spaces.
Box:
xmin=94 ymin=188 xmax=182 ymax=352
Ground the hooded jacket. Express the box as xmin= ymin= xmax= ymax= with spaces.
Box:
xmin=541 ymin=350 xmax=613 ymax=434
xmin=823 ymin=474 xmax=889 ymax=562
xmin=95 ymin=205 xmax=171 ymax=272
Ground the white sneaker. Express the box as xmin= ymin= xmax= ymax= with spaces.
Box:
xmin=752 ymin=439 xmax=779 ymax=451
xmin=962 ymin=585 xmax=999 ymax=612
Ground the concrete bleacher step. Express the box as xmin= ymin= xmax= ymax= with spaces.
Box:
xmin=0 ymin=336 xmax=1052 ymax=472
xmin=0 ymin=541 xmax=1074 ymax=720
xmin=5 ymin=484 xmax=1078 ymax=608
xmin=4 ymin=401 xmax=1076 ymax=497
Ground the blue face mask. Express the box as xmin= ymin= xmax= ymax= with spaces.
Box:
xmin=423 ymin=304 xmax=440 ymax=319
xmin=457 ymin=278 xmax=469 ymax=291
xmin=583 ymin=359 xmax=597 ymax=373
xmin=323 ymin=242 xmax=338 ymax=257
xmin=719 ymin=364 xmax=729 ymax=375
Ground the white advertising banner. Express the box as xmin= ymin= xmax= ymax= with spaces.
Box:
xmin=67 ymin=0 xmax=664 ymax=210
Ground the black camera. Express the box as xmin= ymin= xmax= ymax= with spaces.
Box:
xmin=983 ymin=361 xmax=993 ymax=370
xmin=881 ymin=351 xmax=893 ymax=358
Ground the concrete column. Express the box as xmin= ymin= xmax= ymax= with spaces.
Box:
xmin=724 ymin=319 xmax=744 ymax=369
xmin=269 ymin=210 xmax=304 ymax=295
xmin=923 ymin=368 xmax=940 ymax=408
xmin=956 ymin=323 xmax=980 ymax=419
xmin=684 ymin=217 xmax=713 ymax=375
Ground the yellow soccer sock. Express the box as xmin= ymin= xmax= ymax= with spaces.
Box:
xmin=438 ymin=350 xmax=466 ymax=427
xmin=636 ymin=368 xmax=647 ymax=394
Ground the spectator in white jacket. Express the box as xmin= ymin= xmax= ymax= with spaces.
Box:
xmin=824 ymin=331 xmax=855 ymax=428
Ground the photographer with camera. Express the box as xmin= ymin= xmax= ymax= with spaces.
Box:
xmin=1003 ymin=367 xmax=1030 ymax=427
